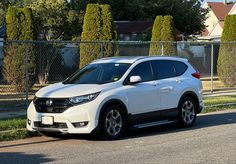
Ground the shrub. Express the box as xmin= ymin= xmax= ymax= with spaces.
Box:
xmin=80 ymin=4 xmax=117 ymax=67
xmin=80 ymin=4 xmax=101 ymax=68
xmin=149 ymin=16 xmax=163 ymax=56
xmin=100 ymin=4 xmax=117 ymax=57
xmin=217 ymin=15 xmax=236 ymax=87
xmin=3 ymin=7 xmax=36 ymax=92
xmin=160 ymin=15 xmax=176 ymax=55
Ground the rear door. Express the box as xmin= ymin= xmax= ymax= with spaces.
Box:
xmin=151 ymin=60 xmax=186 ymax=110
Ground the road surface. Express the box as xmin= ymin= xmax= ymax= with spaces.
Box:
xmin=0 ymin=110 xmax=236 ymax=164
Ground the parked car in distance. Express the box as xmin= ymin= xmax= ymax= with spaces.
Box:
xmin=27 ymin=56 xmax=204 ymax=140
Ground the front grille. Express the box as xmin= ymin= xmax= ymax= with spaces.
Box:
xmin=34 ymin=98 xmax=72 ymax=113
xmin=34 ymin=122 xmax=68 ymax=129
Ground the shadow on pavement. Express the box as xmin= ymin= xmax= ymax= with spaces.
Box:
xmin=125 ymin=111 xmax=236 ymax=140
xmin=64 ymin=110 xmax=236 ymax=141
xmin=0 ymin=139 xmax=63 ymax=149
xmin=0 ymin=152 xmax=54 ymax=164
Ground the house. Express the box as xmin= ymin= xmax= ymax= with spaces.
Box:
xmin=114 ymin=21 xmax=154 ymax=41
xmin=198 ymin=1 xmax=236 ymax=41
xmin=114 ymin=21 xmax=184 ymax=41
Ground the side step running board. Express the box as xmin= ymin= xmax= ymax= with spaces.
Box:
xmin=132 ymin=120 xmax=177 ymax=129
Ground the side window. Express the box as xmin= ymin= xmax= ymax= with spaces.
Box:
xmin=172 ymin=61 xmax=187 ymax=76
xmin=128 ymin=61 xmax=153 ymax=82
xmin=151 ymin=60 xmax=177 ymax=80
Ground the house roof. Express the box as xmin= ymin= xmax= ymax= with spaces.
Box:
xmin=219 ymin=21 xmax=224 ymax=28
xmin=114 ymin=21 xmax=154 ymax=34
xmin=208 ymin=2 xmax=234 ymax=21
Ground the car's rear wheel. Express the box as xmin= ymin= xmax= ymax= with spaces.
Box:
xmin=178 ymin=97 xmax=197 ymax=127
xmin=100 ymin=105 xmax=126 ymax=140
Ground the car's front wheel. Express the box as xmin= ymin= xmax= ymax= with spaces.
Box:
xmin=100 ymin=105 xmax=126 ymax=140
xmin=178 ymin=97 xmax=197 ymax=127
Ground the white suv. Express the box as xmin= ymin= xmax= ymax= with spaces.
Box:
xmin=27 ymin=56 xmax=203 ymax=139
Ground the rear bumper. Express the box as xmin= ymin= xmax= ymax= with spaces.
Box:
xmin=198 ymin=101 xmax=204 ymax=113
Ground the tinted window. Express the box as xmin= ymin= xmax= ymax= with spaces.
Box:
xmin=151 ymin=60 xmax=176 ymax=79
xmin=64 ymin=63 xmax=131 ymax=84
xmin=172 ymin=61 xmax=187 ymax=75
xmin=127 ymin=61 xmax=153 ymax=82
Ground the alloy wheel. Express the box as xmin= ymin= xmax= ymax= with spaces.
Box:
xmin=182 ymin=100 xmax=195 ymax=124
xmin=105 ymin=109 xmax=123 ymax=137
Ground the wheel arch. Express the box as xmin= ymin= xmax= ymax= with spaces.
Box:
xmin=98 ymin=99 xmax=129 ymax=124
xmin=178 ymin=91 xmax=200 ymax=113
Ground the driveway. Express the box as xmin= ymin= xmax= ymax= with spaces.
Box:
xmin=0 ymin=110 xmax=236 ymax=164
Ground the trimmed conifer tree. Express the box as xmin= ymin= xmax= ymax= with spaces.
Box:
xmin=160 ymin=15 xmax=176 ymax=55
xmin=80 ymin=4 xmax=117 ymax=67
xmin=149 ymin=16 xmax=163 ymax=56
xmin=3 ymin=7 xmax=36 ymax=92
xmin=217 ymin=15 xmax=236 ymax=87
xmin=100 ymin=4 xmax=117 ymax=57
xmin=80 ymin=4 xmax=101 ymax=68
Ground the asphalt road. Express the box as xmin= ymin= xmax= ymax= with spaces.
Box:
xmin=0 ymin=110 xmax=236 ymax=164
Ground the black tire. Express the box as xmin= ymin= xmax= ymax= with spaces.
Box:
xmin=178 ymin=97 xmax=197 ymax=127
xmin=100 ymin=104 xmax=126 ymax=140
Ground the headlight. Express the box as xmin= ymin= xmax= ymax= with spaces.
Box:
xmin=69 ymin=92 xmax=100 ymax=105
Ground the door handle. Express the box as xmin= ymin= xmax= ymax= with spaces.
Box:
xmin=161 ymin=86 xmax=173 ymax=92
xmin=151 ymin=82 xmax=160 ymax=86
xmin=176 ymin=79 xmax=182 ymax=83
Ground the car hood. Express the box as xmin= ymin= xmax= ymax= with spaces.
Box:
xmin=36 ymin=82 xmax=113 ymax=98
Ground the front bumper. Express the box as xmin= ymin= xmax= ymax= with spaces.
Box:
xmin=27 ymin=101 xmax=99 ymax=134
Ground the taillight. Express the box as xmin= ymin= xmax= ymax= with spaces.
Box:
xmin=192 ymin=72 xmax=201 ymax=79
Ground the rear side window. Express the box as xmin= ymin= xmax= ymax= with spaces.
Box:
xmin=151 ymin=60 xmax=176 ymax=79
xmin=172 ymin=61 xmax=187 ymax=76
xmin=127 ymin=61 xmax=153 ymax=82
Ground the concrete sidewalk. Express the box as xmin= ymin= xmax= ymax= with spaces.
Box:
xmin=203 ymin=91 xmax=236 ymax=97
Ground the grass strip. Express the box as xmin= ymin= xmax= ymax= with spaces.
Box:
xmin=0 ymin=117 xmax=40 ymax=141
xmin=203 ymin=95 xmax=236 ymax=113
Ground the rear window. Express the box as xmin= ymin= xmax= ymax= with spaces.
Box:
xmin=151 ymin=60 xmax=176 ymax=79
xmin=172 ymin=61 xmax=187 ymax=76
xmin=151 ymin=60 xmax=187 ymax=80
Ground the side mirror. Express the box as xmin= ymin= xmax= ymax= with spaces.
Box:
xmin=129 ymin=76 xmax=142 ymax=84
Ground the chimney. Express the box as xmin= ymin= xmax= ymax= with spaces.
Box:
xmin=224 ymin=0 xmax=227 ymax=4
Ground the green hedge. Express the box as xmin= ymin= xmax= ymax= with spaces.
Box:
xmin=80 ymin=4 xmax=117 ymax=68
xmin=149 ymin=15 xmax=176 ymax=56
xmin=217 ymin=15 xmax=236 ymax=87
xmin=3 ymin=6 xmax=36 ymax=92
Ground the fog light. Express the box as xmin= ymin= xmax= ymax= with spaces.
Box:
xmin=28 ymin=119 xmax=31 ymax=125
xmin=72 ymin=121 xmax=88 ymax=128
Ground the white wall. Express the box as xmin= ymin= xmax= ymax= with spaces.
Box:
xmin=209 ymin=22 xmax=223 ymax=37
xmin=202 ymin=2 xmax=219 ymax=34
xmin=229 ymin=4 xmax=236 ymax=14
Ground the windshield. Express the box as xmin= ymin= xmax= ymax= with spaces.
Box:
xmin=64 ymin=63 xmax=131 ymax=84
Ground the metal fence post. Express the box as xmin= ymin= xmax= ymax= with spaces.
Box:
xmin=161 ymin=43 xmax=164 ymax=55
xmin=100 ymin=42 xmax=104 ymax=58
xmin=210 ymin=43 xmax=214 ymax=93
xmin=24 ymin=45 xmax=29 ymax=108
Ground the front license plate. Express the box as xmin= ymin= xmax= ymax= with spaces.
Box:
xmin=41 ymin=116 xmax=53 ymax=125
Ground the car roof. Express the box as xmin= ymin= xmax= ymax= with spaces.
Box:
xmin=92 ymin=56 xmax=188 ymax=64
